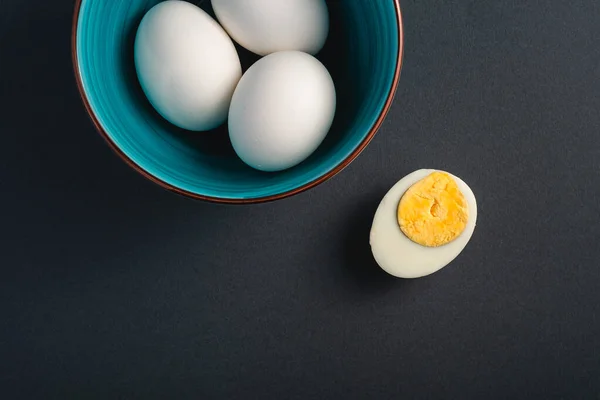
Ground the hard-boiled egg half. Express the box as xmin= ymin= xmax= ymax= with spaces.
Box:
xmin=370 ymin=169 xmax=477 ymax=278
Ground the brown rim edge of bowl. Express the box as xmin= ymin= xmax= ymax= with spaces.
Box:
xmin=71 ymin=0 xmax=404 ymax=205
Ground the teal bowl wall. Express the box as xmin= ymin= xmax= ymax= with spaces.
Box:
xmin=72 ymin=0 xmax=403 ymax=203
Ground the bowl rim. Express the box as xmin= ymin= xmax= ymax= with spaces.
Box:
xmin=71 ymin=0 xmax=404 ymax=204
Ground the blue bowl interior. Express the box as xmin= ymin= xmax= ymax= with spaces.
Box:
xmin=76 ymin=0 xmax=399 ymax=200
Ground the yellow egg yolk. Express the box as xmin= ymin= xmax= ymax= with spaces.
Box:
xmin=397 ymin=171 xmax=469 ymax=247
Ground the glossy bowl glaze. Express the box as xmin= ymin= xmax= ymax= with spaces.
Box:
xmin=72 ymin=0 xmax=403 ymax=203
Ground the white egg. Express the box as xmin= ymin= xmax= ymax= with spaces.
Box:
xmin=211 ymin=0 xmax=329 ymax=56
xmin=228 ymin=51 xmax=336 ymax=172
xmin=370 ymin=169 xmax=478 ymax=279
xmin=134 ymin=0 xmax=242 ymax=131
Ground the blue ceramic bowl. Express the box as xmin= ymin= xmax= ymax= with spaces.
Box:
xmin=72 ymin=0 xmax=403 ymax=203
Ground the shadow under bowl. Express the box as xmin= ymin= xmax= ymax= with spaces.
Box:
xmin=72 ymin=0 xmax=404 ymax=203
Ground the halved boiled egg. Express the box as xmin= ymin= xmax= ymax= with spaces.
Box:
xmin=370 ymin=169 xmax=477 ymax=278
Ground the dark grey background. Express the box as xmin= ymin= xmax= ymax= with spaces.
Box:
xmin=2 ymin=0 xmax=600 ymax=398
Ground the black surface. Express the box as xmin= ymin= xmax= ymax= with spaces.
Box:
xmin=2 ymin=0 xmax=600 ymax=398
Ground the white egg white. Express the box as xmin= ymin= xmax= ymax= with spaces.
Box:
xmin=370 ymin=169 xmax=477 ymax=279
